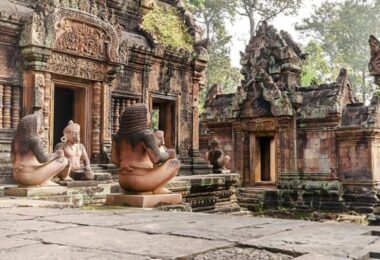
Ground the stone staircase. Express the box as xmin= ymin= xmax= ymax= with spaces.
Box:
xmin=178 ymin=155 xmax=212 ymax=176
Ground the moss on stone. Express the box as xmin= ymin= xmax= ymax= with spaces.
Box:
xmin=142 ymin=4 xmax=193 ymax=51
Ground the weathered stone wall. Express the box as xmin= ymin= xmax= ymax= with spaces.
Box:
xmin=298 ymin=129 xmax=337 ymax=174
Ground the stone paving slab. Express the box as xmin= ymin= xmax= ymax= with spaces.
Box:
xmin=16 ymin=226 xmax=231 ymax=259
xmin=0 ymin=207 xmax=379 ymax=259
xmin=0 ymin=198 xmax=72 ymax=208
xmin=0 ymin=237 xmax=39 ymax=250
xmin=0 ymin=244 xmax=150 ymax=260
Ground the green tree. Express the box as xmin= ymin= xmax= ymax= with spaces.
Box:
xmin=297 ymin=0 xmax=380 ymax=101
xmin=185 ymin=0 xmax=242 ymax=102
xmin=235 ymin=0 xmax=303 ymax=37
xmin=301 ymin=41 xmax=333 ymax=87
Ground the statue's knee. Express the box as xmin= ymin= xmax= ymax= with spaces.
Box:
xmin=59 ymin=157 xmax=69 ymax=166
xmin=169 ymin=159 xmax=180 ymax=170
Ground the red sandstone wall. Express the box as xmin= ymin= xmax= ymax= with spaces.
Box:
xmin=298 ymin=130 xmax=337 ymax=174
xmin=337 ymin=139 xmax=372 ymax=181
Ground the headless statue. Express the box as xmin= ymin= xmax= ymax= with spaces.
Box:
xmin=54 ymin=121 xmax=94 ymax=181
xmin=11 ymin=113 xmax=70 ymax=186
xmin=112 ymin=103 xmax=180 ymax=194
xmin=207 ymin=138 xmax=230 ymax=174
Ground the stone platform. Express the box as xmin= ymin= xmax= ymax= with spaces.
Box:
xmin=4 ymin=186 xmax=67 ymax=197
xmin=0 ymin=206 xmax=379 ymax=259
xmin=106 ymin=193 xmax=183 ymax=208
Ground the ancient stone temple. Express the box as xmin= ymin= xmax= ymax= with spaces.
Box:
xmin=201 ymin=22 xmax=380 ymax=212
xmin=0 ymin=0 xmax=210 ymax=184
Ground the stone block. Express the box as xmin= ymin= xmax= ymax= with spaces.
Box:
xmin=4 ymin=186 xmax=67 ymax=197
xmin=105 ymin=193 xmax=183 ymax=208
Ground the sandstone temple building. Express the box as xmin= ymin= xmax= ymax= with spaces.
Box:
xmin=0 ymin=0 xmax=210 ymax=183
xmin=201 ymin=22 xmax=380 ymax=212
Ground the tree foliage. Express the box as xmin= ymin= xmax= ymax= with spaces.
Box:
xmin=185 ymin=0 xmax=242 ymax=102
xmin=235 ymin=0 xmax=303 ymax=37
xmin=143 ymin=4 xmax=194 ymax=50
xmin=301 ymin=41 xmax=333 ymax=87
xmin=297 ymin=0 xmax=380 ymax=101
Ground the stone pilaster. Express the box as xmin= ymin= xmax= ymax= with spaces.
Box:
xmin=92 ymin=82 xmax=102 ymax=161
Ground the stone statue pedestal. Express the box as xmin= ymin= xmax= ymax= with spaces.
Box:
xmin=105 ymin=193 xmax=183 ymax=208
xmin=4 ymin=186 xmax=67 ymax=197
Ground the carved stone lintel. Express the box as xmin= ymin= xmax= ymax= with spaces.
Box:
xmin=47 ymin=53 xmax=107 ymax=81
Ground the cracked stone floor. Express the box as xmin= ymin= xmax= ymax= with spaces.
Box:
xmin=0 ymin=203 xmax=380 ymax=259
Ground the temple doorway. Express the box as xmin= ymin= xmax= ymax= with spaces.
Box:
xmin=151 ymin=97 xmax=176 ymax=149
xmin=53 ymin=87 xmax=74 ymax=147
xmin=251 ymin=135 xmax=276 ymax=184
xmin=53 ymin=84 xmax=88 ymax=152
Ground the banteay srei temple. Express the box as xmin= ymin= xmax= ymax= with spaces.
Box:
xmin=1 ymin=0 xmax=380 ymax=223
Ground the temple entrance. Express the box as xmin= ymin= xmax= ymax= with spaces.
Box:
xmin=251 ymin=135 xmax=276 ymax=184
xmin=52 ymin=84 xmax=88 ymax=153
xmin=53 ymin=87 xmax=74 ymax=147
xmin=151 ymin=97 xmax=176 ymax=149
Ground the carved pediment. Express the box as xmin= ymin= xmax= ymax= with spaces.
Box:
xmin=54 ymin=20 xmax=108 ymax=60
xmin=20 ymin=1 xmax=129 ymax=65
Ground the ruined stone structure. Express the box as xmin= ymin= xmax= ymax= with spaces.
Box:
xmin=201 ymin=22 xmax=380 ymax=212
xmin=0 ymin=0 xmax=211 ymax=184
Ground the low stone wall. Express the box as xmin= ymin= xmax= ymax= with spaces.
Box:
xmin=237 ymin=173 xmax=380 ymax=213
xmin=168 ymin=173 xmax=241 ymax=213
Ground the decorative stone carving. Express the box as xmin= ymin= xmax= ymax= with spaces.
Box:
xmin=55 ymin=20 xmax=107 ymax=60
xmin=19 ymin=11 xmax=46 ymax=46
xmin=11 ymin=86 xmax=21 ymax=129
xmin=246 ymin=119 xmax=276 ymax=132
xmin=118 ymin=40 xmax=129 ymax=64
xmin=11 ymin=113 xmax=70 ymax=187
xmin=159 ymin=64 xmax=173 ymax=94
xmin=33 ymin=74 xmax=45 ymax=110
xmin=54 ymin=121 xmax=94 ymax=181
xmin=112 ymin=103 xmax=180 ymax=193
xmin=47 ymin=53 xmax=108 ymax=81
xmin=3 ymin=85 xmax=11 ymax=129
xmin=92 ymin=82 xmax=102 ymax=159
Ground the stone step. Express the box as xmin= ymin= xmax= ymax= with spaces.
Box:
xmin=4 ymin=186 xmax=68 ymax=197
xmin=0 ymin=198 xmax=73 ymax=208
xmin=32 ymin=195 xmax=83 ymax=208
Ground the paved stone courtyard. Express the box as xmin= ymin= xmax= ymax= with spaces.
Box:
xmin=0 ymin=201 xmax=379 ymax=259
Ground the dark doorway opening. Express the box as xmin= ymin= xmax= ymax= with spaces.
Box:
xmin=259 ymin=137 xmax=272 ymax=181
xmin=54 ymin=87 xmax=74 ymax=147
xmin=152 ymin=98 xmax=176 ymax=149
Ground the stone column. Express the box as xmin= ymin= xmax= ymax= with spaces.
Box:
xmin=92 ymin=82 xmax=102 ymax=160
xmin=3 ymin=84 xmax=11 ymax=128
xmin=11 ymin=86 xmax=20 ymax=129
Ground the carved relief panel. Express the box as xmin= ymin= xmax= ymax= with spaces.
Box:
xmin=245 ymin=119 xmax=277 ymax=132
xmin=55 ymin=20 xmax=107 ymax=60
